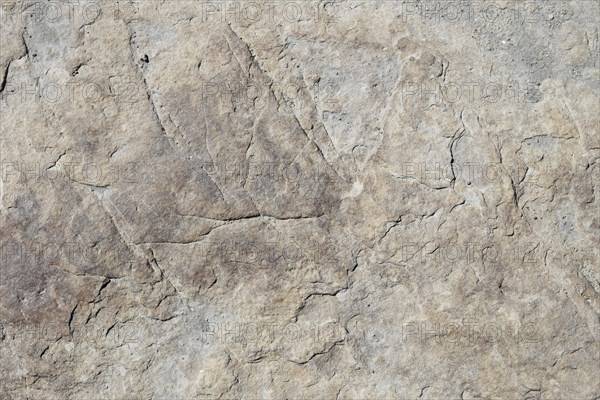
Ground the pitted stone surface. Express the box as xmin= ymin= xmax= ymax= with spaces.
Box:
xmin=1 ymin=1 xmax=599 ymax=399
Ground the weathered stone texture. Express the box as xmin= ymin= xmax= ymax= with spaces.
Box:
xmin=0 ymin=1 xmax=599 ymax=399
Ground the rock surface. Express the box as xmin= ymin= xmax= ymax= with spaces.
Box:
xmin=0 ymin=1 xmax=599 ymax=399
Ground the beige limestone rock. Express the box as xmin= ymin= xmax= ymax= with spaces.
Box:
xmin=1 ymin=1 xmax=599 ymax=399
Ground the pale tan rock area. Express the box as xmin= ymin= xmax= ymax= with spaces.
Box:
xmin=0 ymin=0 xmax=599 ymax=399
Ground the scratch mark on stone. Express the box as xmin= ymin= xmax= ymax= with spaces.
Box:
xmin=125 ymin=22 xmax=172 ymax=146
xmin=0 ymin=60 xmax=11 ymax=93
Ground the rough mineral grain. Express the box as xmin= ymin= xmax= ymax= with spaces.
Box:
xmin=0 ymin=1 xmax=599 ymax=399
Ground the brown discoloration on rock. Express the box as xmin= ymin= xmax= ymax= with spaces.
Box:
xmin=1 ymin=0 xmax=598 ymax=398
